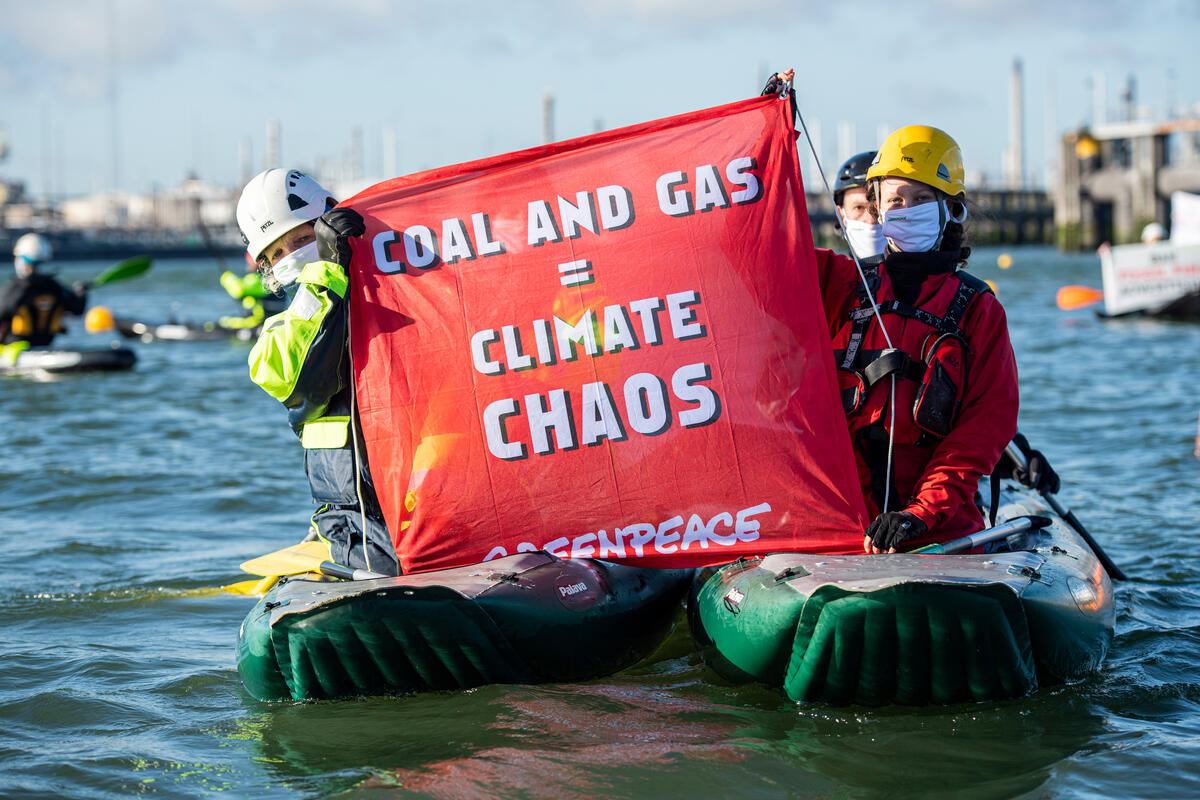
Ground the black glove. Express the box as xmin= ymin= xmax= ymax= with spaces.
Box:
xmin=315 ymin=207 xmax=366 ymax=267
xmin=1004 ymin=433 xmax=1061 ymax=494
xmin=761 ymin=73 xmax=786 ymax=97
xmin=865 ymin=511 xmax=927 ymax=552
xmin=1016 ymin=449 xmax=1060 ymax=494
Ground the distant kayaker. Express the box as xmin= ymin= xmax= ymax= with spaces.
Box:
xmin=0 ymin=233 xmax=88 ymax=347
xmin=236 ymin=169 xmax=399 ymax=576
xmin=217 ymin=254 xmax=287 ymax=334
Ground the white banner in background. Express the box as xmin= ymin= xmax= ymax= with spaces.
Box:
xmin=1101 ymin=241 xmax=1200 ymax=316
xmin=1171 ymin=191 xmax=1200 ymax=246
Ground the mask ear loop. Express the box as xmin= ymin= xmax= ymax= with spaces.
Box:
xmin=933 ymin=197 xmax=968 ymax=255
xmin=948 ymin=200 xmax=968 ymax=224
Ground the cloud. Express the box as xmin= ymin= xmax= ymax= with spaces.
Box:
xmin=0 ymin=0 xmax=832 ymax=103
xmin=583 ymin=0 xmax=816 ymax=22
xmin=939 ymin=0 xmax=1132 ymax=28
xmin=0 ymin=1 xmax=404 ymax=84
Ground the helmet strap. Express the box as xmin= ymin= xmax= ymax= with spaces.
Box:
xmin=932 ymin=196 xmax=949 ymax=251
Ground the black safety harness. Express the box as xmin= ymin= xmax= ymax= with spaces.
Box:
xmin=833 ymin=268 xmax=998 ymax=517
xmin=834 ymin=269 xmax=991 ymax=415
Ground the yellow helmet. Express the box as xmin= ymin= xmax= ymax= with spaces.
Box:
xmin=867 ymin=125 xmax=965 ymax=197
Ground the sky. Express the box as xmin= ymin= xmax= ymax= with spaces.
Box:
xmin=1 ymin=0 xmax=1198 ymax=200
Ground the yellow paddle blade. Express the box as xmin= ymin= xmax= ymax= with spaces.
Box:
xmin=222 ymin=576 xmax=280 ymax=596
xmin=240 ymin=540 xmax=331 ymax=577
xmin=1056 ymin=285 xmax=1104 ymax=311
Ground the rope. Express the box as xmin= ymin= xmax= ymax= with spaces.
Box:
xmin=784 ymin=78 xmax=898 ymax=513
xmin=345 ymin=295 xmax=373 ymax=572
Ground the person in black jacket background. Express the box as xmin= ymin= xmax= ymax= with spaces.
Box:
xmin=0 ymin=233 xmax=88 ymax=347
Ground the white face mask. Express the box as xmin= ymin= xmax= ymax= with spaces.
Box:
xmin=843 ymin=218 xmax=886 ymax=261
xmin=880 ymin=197 xmax=969 ymax=254
xmin=262 ymin=241 xmax=319 ymax=293
xmin=881 ymin=199 xmax=947 ymax=253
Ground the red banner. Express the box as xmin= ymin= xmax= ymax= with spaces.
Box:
xmin=345 ymin=94 xmax=868 ymax=573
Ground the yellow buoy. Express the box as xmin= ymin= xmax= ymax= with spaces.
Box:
xmin=985 ymin=280 xmax=998 ymax=295
xmin=997 ymin=253 xmax=1013 ymax=269
xmin=85 ymin=305 xmax=115 ymax=333
xmin=1075 ymin=133 xmax=1100 ymax=160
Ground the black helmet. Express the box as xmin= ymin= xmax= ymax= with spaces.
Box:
xmin=833 ymin=151 xmax=877 ymax=204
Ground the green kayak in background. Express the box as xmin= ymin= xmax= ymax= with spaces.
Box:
xmin=237 ymin=552 xmax=692 ymax=702
xmin=689 ymin=481 xmax=1115 ymax=706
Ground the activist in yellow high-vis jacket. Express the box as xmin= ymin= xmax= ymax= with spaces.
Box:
xmin=218 ymin=268 xmax=287 ymax=332
xmin=239 ymin=168 xmax=398 ymax=576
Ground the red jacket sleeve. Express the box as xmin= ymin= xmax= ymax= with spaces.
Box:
xmin=903 ymin=292 xmax=1020 ymax=531
xmin=812 ymin=248 xmax=861 ymax=336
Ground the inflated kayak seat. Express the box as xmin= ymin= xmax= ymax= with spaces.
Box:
xmin=688 ymin=485 xmax=1115 ymax=707
xmin=784 ymin=583 xmax=1036 ymax=705
xmin=238 ymin=552 xmax=692 ymax=701
xmin=270 ymin=588 xmax=538 ymax=699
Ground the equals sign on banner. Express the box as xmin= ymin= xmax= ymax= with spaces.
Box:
xmin=558 ymin=259 xmax=594 ymax=287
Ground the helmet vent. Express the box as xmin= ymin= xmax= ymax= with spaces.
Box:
xmin=937 ymin=164 xmax=951 ymax=180
xmin=287 ymin=193 xmax=307 ymax=211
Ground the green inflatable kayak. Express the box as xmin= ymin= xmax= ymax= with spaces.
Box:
xmin=238 ymin=551 xmax=692 ymax=701
xmin=689 ymin=482 xmax=1115 ymax=706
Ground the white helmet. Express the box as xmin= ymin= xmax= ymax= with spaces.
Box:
xmin=14 ymin=232 xmax=52 ymax=263
xmin=236 ymin=169 xmax=335 ymax=262
xmin=1141 ymin=222 xmax=1167 ymax=244
xmin=13 ymin=232 xmax=52 ymax=277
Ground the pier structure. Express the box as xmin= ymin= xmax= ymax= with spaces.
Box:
xmin=806 ymin=187 xmax=1053 ymax=249
xmin=1056 ymin=117 xmax=1200 ymax=250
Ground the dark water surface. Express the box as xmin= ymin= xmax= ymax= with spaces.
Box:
xmin=2 ymin=248 xmax=1198 ymax=799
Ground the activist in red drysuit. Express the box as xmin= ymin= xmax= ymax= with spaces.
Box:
xmin=812 ymin=125 xmax=1019 ymax=553
xmin=815 ymin=248 xmax=1018 ymax=549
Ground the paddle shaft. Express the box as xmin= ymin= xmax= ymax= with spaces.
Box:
xmin=195 ymin=218 xmax=231 ymax=274
xmin=318 ymin=561 xmax=388 ymax=581
xmin=240 ymin=539 xmax=389 ymax=580
xmin=1003 ymin=442 xmax=1126 ymax=581
xmin=909 ymin=515 xmax=1041 ymax=554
